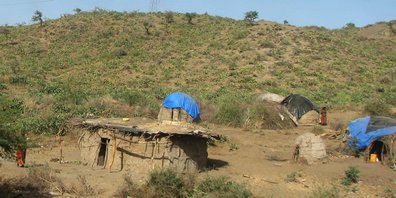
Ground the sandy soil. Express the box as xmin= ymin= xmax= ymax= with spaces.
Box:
xmin=1 ymin=110 xmax=395 ymax=197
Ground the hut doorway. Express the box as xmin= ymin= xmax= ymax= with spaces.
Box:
xmin=369 ymin=140 xmax=387 ymax=162
xmin=97 ymin=138 xmax=110 ymax=166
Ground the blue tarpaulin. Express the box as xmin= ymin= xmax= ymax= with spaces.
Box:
xmin=348 ymin=116 xmax=396 ymax=149
xmin=163 ymin=92 xmax=200 ymax=120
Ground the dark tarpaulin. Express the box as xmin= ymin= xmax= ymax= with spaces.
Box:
xmin=367 ymin=116 xmax=396 ymax=132
xmin=280 ymin=94 xmax=318 ymax=120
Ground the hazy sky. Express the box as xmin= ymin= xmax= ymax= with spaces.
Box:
xmin=0 ymin=0 xmax=395 ymax=29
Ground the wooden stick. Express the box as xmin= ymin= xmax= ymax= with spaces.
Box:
xmin=108 ymin=134 xmax=117 ymax=172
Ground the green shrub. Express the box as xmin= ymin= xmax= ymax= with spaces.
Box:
xmin=112 ymin=48 xmax=127 ymax=57
xmin=285 ymin=171 xmax=300 ymax=183
xmin=196 ymin=176 xmax=252 ymax=198
xmin=259 ymin=40 xmax=275 ymax=48
xmin=148 ymin=169 xmax=183 ymax=195
xmin=0 ymin=96 xmax=26 ymax=152
xmin=384 ymin=188 xmax=396 ymax=198
xmin=18 ymin=114 xmax=69 ymax=135
xmin=215 ymin=99 xmax=243 ymax=126
xmin=164 ymin=11 xmax=174 ymax=24
xmin=341 ymin=166 xmax=360 ymax=186
xmin=117 ymin=169 xmax=187 ymax=198
xmin=364 ymin=99 xmax=391 ymax=116
xmin=9 ymin=75 xmax=29 ymax=85
xmin=0 ymin=83 xmax=7 ymax=90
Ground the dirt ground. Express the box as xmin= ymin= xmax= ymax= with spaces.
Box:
xmin=1 ymin=109 xmax=396 ymax=197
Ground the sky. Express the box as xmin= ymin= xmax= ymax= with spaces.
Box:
xmin=0 ymin=0 xmax=395 ymax=29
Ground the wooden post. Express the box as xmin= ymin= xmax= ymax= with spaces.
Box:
xmin=108 ymin=134 xmax=117 ymax=172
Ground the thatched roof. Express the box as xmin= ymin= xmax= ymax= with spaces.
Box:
xmin=79 ymin=118 xmax=221 ymax=140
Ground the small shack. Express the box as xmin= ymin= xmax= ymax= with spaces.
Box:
xmin=347 ymin=116 xmax=396 ymax=167
xmin=78 ymin=118 xmax=219 ymax=173
xmin=158 ymin=92 xmax=200 ymax=123
xmin=280 ymin=94 xmax=319 ymax=125
xmin=293 ymin=133 xmax=327 ymax=165
xmin=367 ymin=135 xmax=395 ymax=167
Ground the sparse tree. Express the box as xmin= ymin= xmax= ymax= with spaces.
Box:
xmin=185 ymin=12 xmax=197 ymax=25
xmin=165 ymin=11 xmax=174 ymax=24
xmin=32 ymin=10 xmax=43 ymax=26
xmin=143 ymin=21 xmax=153 ymax=35
xmin=244 ymin=11 xmax=258 ymax=26
xmin=283 ymin=20 xmax=289 ymax=25
xmin=345 ymin=22 xmax=356 ymax=29
xmin=73 ymin=8 xmax=82 ymax=14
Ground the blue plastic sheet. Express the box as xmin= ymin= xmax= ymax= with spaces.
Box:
xmin=163 ymin=92 xmax=200 ymax=120
xmin=348 ymin=116 xmax=396 ymax=149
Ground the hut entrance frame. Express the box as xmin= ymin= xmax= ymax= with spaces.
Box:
xmin=97 ymin=138 xmax=110 ymax=166
xmin=368 ymin=140 xmax=387 ymax=162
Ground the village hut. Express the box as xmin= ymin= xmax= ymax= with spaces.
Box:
xmin=293 ymin=133 xmax=327 ymax=165
xmin=366 ymin=134 xmax=395 ymax=167
xmin=347 ymin=116 xmax=396 ymax=167
xmin=280 ymin=94 xmax=320 ymax=125
xmin=78 ymin=118 xmax=219 ymax=173
xmin=158 ymin=92 xmax=199 ymax=123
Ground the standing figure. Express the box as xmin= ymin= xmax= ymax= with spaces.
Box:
xmin=16 ymin=148 xmax=26 ymax=167
xmin=319 ymin=107 xmax=327 ymax=126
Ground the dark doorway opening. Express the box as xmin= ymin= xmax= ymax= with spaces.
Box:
xmin=97 ymin=138 xmax=110 ymax=166
xmin=369 ymin=140 xmax=386 ymax=161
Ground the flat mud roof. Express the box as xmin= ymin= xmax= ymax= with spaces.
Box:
xmin=79 ymin=118 xmax=220 ymax=140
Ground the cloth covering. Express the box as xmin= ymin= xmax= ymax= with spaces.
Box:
xmin=348 ymin=116 xmax=396 ymax=149
xmin=163 ymin=92 xmax=200 ymax=120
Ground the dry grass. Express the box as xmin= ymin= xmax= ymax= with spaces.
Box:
xmin=0 ymin=164 xmax=98 ymax=197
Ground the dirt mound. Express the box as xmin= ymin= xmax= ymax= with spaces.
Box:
xmin=260 ymin=102 xmax=296 ymax=129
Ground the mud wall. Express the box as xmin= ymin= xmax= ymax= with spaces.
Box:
xmin=79 ymin=129 xmax=208 ymax=173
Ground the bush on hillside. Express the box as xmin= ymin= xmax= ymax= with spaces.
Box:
xmin=0 ymin=95 xmax=26 ymax=153
xmin=116 ymin=169 xmax=252 ymax=198
xmin=215 ymin=99 xmax=244 ymax=126
xmin=364 ymin=99 xmax=391 ymax=116
xmin=196 ymin=176 xmax=252 ymax=198
xmin=341 ymin=166 xmax=360 ymax=186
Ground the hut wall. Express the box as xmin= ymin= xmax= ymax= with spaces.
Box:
xmin=79 ymin=129 xmax=207 ymax=173
xmin=377 ymin=135 xmax=396 ymax=167
xmin=299 ymin=110 xmax=319 ymax=125
xmin=295 ymin=133 xmax=327 ymax=164
xmin=158 ymin=107 xmax=192 ymax=123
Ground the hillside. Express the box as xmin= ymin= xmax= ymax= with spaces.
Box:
xmin=0 ymin=11 xmax=395 ymax=133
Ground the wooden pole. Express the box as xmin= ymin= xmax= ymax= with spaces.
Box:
xmin=108 ymin=134 xmax=117 ymax=172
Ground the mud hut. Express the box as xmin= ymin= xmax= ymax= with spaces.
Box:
xmin=366 ymin=134 xmax=396 ymax=167
xmin=77 ymin=118 xmax=219 ymax=173
xmin=158 ymin=92 xmax=199 ymax=123
xmin=280 ymin=94 xmax=319 ymax=125
xmin=347 ymin=116 xmax=396 ymax=168
xmin=293 ymin=133 xmax=327 ymax=165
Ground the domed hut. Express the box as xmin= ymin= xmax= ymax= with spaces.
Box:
xmin=280 ymin=94 xmax=320 ymax=125
xmin=293 ymin=133 xmax=327 ymax=165
xmin=347 ymin=116 xmax=396 ymax=167
xmin=158 ymin=92 xmax=200 ymax=123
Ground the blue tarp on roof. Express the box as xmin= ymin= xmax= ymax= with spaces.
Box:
xmin=348 ymin=116 xmax=396 ymax=149
xmin=163 ymin=92 xmax=200 ymax=120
